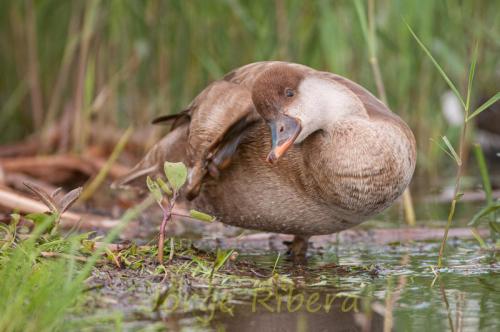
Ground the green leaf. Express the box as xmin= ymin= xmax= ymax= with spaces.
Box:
xmin=146 ymin=176 xmax=163 ymax=203
xmin=441 ymin=136 xmax=461 ymax=165
xmin=468 ymin=203 xmax=500 ymax=226
xmin=404 ymin=20 xmax=465 ymax=108
xmin=431 ymin=138 xmax=456 ymax=163
xmin=214 ymin=249 xmax=234 ymax=271
xmin=189 ymin=209 xmax=215 ymax=223
xmin=489 ymin=221 xmax=500 ymax=235
xmin=25 ymin=212 xmax=55 ymax=225
xmin=473 ymin=144 xmax=493 ymax=205
xmin=25 ymin=213 xmax=57 ymax=234
xmin=465 ymin=43 xmax=478 ymax=112
xmin=163 ymin=162 xmax=187 ymax=192
xmin=466 ymin=92 xmax=500 ymax=122
xmin=156 ymin=177 xmax=173 ymax=196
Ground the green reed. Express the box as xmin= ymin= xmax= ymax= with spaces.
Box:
xmin=1 ymin=1 xmax=498 ymax=183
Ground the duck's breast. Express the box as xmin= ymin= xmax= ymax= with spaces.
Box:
xmin=304 ymin=117 xmax=416 ymax=219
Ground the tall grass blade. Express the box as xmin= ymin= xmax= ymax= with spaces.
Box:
xmin=473 ymin=144 xmax=493 ymax=205
xmin=431 ymin=138 xmax=457 ymax=164
xmin=404 ymin=20 xmax=465 ymax=108
xmin=465 ymin=43 xmax=478 ymax=112
xmin=466 ymin=92 xmax=500 ymax=122
xmin=80 ymin=126 xmax=134 ymax=201
xmin=468 ymin=204 xmax=500 ymax=227
xmin=353 ymin=0 xmax=370 ymax=51
xmin=441 ymin=136 xmax=461 ymax=166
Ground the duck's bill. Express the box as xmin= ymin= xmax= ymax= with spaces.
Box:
xmin=266 ymin=114 xmax=302 ymax=164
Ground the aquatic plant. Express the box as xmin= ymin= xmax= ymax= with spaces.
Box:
xmin=406 ymin=25 xmax=500 ymax=267
xmin=469 ymin=144 xmax=500 ymax=247
xmin=146 ymin=161 xmax=214 ymax=264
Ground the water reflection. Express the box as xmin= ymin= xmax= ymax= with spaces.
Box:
xmin=86 ymin=239 xmax=498 ymax=331
xmin=216 ymin=290 xmax=384 ymax=332
xmin=205 ymin=241 xmax=499 ymax=332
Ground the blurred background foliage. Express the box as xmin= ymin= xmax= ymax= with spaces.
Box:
xmin=0 ymin=0 xmax=498 ymax=187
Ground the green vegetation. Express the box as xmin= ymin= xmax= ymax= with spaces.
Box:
xmin=469 ymin=144 xmax=500 ymax=245
xmin=1 ymin=0 xmax=499 ymax=182
xmin=404 ymin=25 xmax=499 ymax=266
xmin=1 ymin=1 xmax=500 ymax=331
xmin=0 ymin=186 xmax=92 ymax=332
xmin=0 ymin=232 xmax=84 ymax=332
xmin=0 ymin=184 xmax=151 ymax=331
xmin=146 ymin=161 xmax=215 ymax=264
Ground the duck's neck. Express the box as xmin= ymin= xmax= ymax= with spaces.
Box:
xmin=293 ymin=77 xmax=367 ymax=143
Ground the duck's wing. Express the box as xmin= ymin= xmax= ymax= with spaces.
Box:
xmin=151 ymin=109 xmax=190 ymax=129
xmin=183 ymin=80 xmax=261 ymax=199
xmin=116 ymin=62 xmax=312 ymax=194
xmin=113 ymin=79 xmax=262 ymax=196
xmin=186 ymin=109 xmax=261 ymax=199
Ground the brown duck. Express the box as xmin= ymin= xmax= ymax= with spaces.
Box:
xmin=116 ymin=61 xmax=416 ymax=261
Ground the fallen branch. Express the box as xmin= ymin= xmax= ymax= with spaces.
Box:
xmin=0 ymin=155 xmax=96 ymax=177
xmin=0 ymin=154 xmax=132 ymax=181
xmin=3 ymin=172 xmax=59 ymax=194
xmin=0 ymin=185 xmax=128 ymax=231
xmin=0 ymin=185 xmax=206 ymax=241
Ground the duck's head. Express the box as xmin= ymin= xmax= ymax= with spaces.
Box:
xmin=251 ymin=65 xmax=305 ymax=163
xmin=252 ymin=63 xmax=360 ymax=163
xmin=252 ymin=64 xmax=364 ymax=163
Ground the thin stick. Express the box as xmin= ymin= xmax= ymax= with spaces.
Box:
xmin=437 ymin=44 xmax=478 ymax=267
xmin=437 ymin=123 xmax=468 ymax=267
xmin=157 ymin=192 xmax=178 ymax=264
xmin=157 ymin=205 xmax=170 ymax=265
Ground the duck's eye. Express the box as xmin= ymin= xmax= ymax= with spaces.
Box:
xmin=285 ymin=88 xmax=294 ymax=98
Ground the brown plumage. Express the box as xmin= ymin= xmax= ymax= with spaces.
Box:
xmin=115 ymin=61 xmax=416 ymax=260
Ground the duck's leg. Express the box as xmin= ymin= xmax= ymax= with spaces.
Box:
xmin=289 ymin=235 xmax=310 ymax=265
